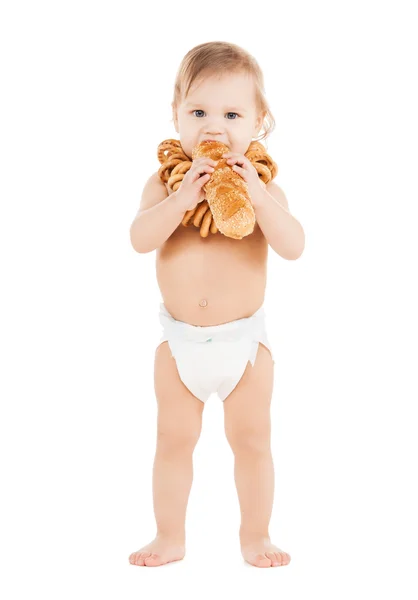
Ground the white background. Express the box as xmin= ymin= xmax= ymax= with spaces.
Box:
xmin=1 ymin=0 xmax=417 ymax=598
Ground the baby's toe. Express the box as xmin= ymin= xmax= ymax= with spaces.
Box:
xmin=266 ymin=552 xmax=279 ymax=566
xmin=129 ymin=552 xmax=139 ymax=564
xmin=254 ymin=553 xmax=271 ymax=567
xmin=144 ymin=553 xmax=163 ymax=566
xmin=139 ymin=552 xmax=153 ymax=565
xmin=132 ymin=552 xmax=151 ymax=566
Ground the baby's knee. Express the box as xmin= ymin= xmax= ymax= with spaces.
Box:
xmin=156 ymin=426 xmax=201 ymax=453
xmin=226 ymin=426 xmax=271 ymax=456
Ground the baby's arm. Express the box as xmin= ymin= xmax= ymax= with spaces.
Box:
xmin=130 ymin=172 xmax=185 ymax=253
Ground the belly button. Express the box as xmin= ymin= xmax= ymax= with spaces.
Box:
xmin=199 ymin=299 xmax=208 ymax=308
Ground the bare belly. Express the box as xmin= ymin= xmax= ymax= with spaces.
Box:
xmin=156 ymin=215 xmax=268 ymax=327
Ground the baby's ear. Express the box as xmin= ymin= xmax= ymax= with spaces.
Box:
xmin=254 ymin=110 xmax=266 ymax=135
xmin=172 ymin=105 xmax=179 ymax=132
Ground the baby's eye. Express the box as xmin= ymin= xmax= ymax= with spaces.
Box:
xmin=191 ymin=110 xmax=239 ymax=119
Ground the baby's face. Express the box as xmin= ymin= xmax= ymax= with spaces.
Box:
xmin=173 ymin=71 xmax=264 ymax=159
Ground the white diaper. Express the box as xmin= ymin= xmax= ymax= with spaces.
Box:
xmin=158 ymin=303 xmax=274 ymax=403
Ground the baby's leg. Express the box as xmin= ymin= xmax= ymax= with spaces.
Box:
xmin=223 ymin=343 xmax=291 ymax=567
xmin=129 ymin=341 xmax=205 ymax=567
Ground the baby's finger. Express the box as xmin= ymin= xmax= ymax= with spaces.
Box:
xmin=195 ymin=157 xmax=218 ymax=167
xmin=187 ymin=160 xmax=216 ymax=184
xmin=197 ymin=165 xmax=215 ymax=175
xmin=197 ymin=173 xmax=211 ymax=186
xmin=227 ymin=157 xmax=246 ymax=167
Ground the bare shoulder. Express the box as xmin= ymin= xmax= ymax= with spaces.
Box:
xmin=266 ymin=180 xmax=290 ymax=212
xmin=133 ymin=171 xmax=169 ymax=220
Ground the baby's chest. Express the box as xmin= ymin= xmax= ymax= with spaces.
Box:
xmin=164 ymin=182 xmax=265 ymax=246
xmin=168 ymin=219 xmax=266 ymax=261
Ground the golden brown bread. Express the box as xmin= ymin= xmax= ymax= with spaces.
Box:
xmin=192 ymin=140 xmax=254 ymax=239
xmin=157 ymin=138 xmax=278 ymax=239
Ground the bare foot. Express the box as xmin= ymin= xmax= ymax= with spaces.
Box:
xmin=129 ymin=536 xmax=185 ymax=567
xmin=240 ymin=536 xmax=291 ymax=568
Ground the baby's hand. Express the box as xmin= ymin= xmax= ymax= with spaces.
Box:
xmin=222 ymin=151 xmax=266 ymax=203
xmin=176 ymin=157 xmax=218 ymax=212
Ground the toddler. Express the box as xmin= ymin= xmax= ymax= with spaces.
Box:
xmin=129 ymin=41 xmax=305 ymax=568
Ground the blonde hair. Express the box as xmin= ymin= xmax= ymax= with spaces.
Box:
xmin=171 ymin=41 xmax=276 ymax=143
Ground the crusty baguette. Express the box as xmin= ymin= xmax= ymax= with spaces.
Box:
xmin=192 ymin=141 xmax=255 ymax=240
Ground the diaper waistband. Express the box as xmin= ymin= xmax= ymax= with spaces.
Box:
xmin=159 ymin=303 xmax=266 ymax=343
